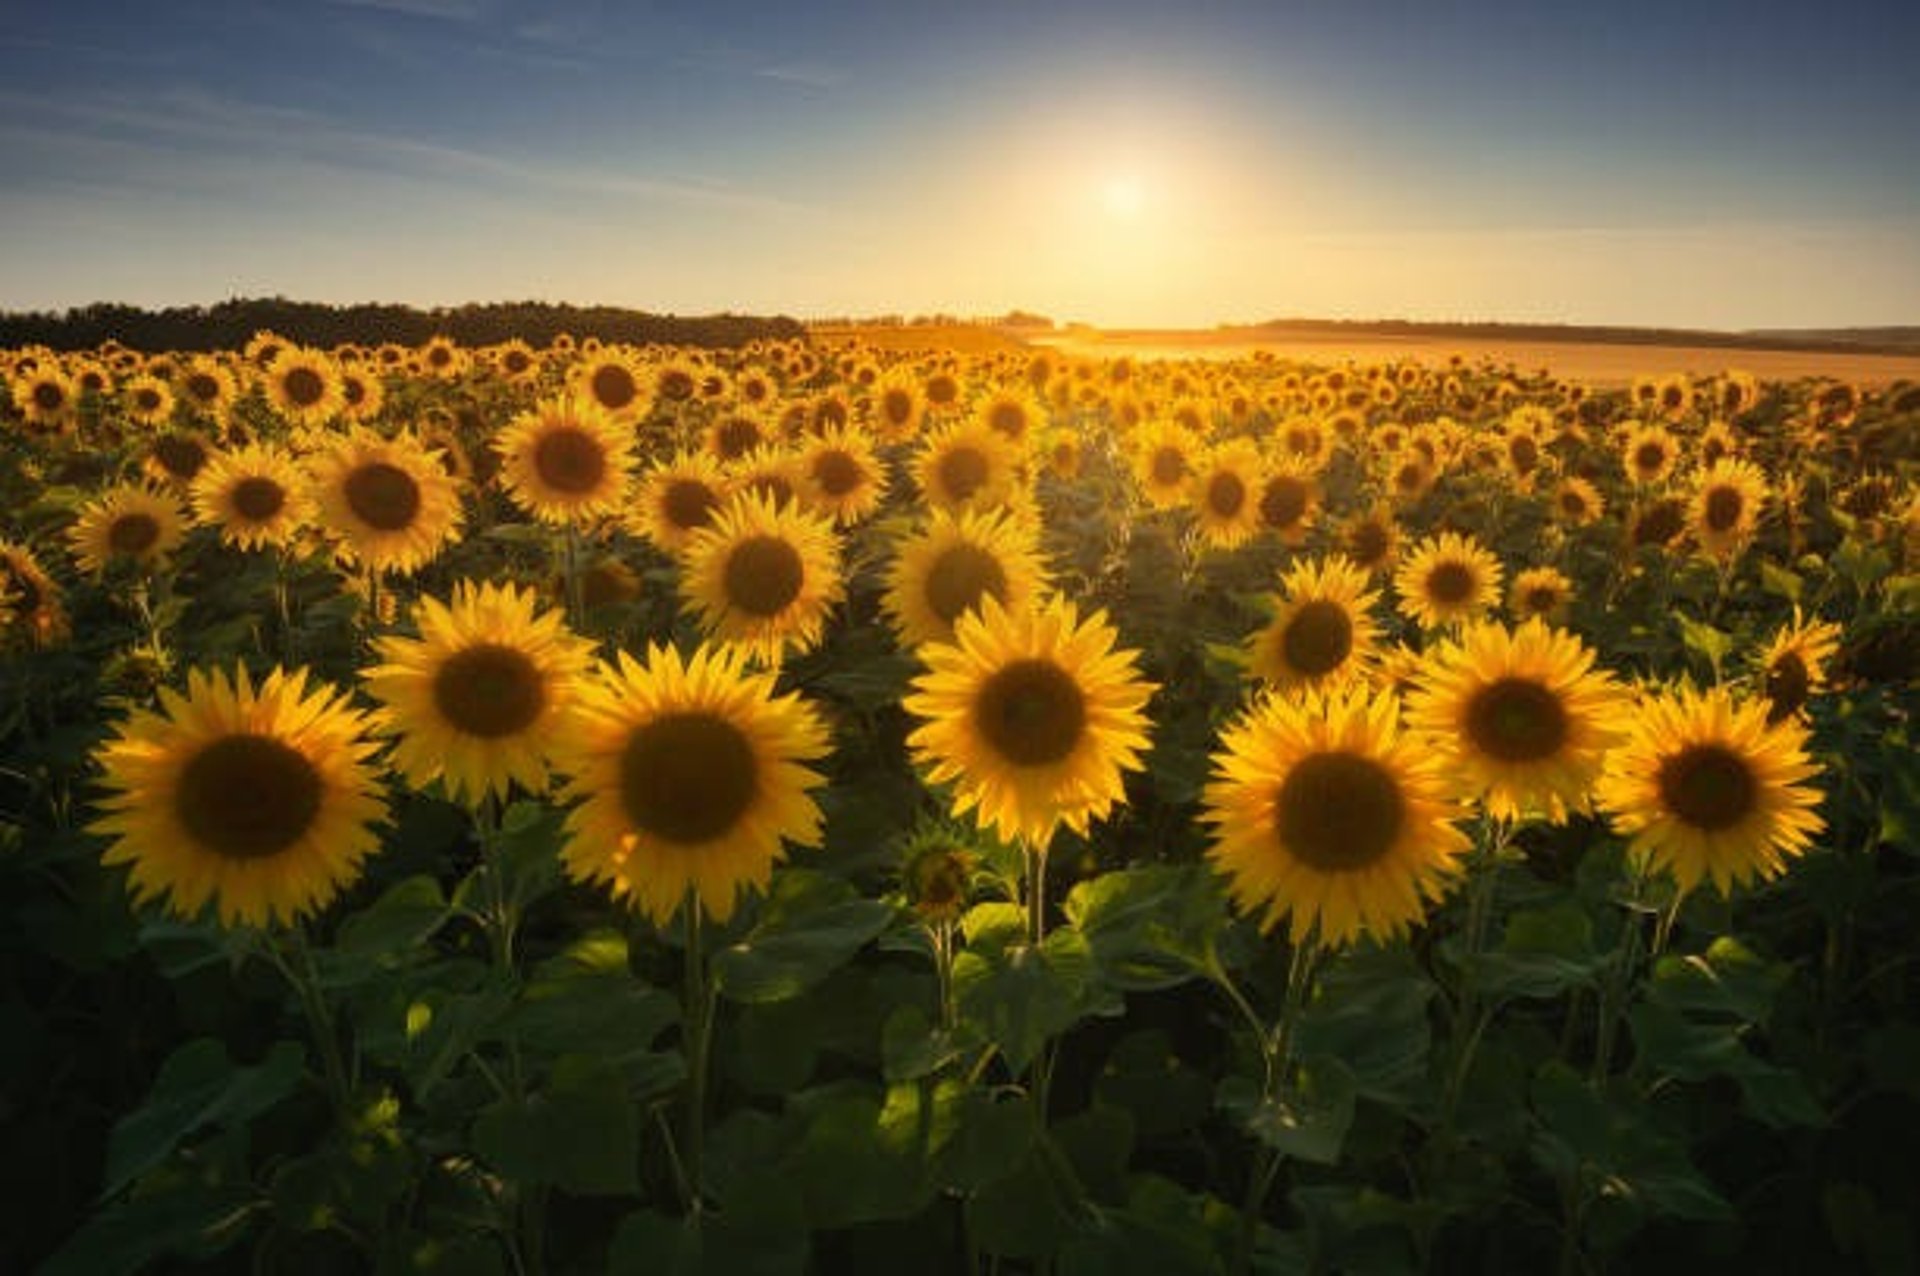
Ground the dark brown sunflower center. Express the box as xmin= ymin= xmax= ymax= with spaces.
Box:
xmin=882 ymin=389 xmax=914 ymax=425
xmin=724 ymin=534 xmax=805 ymax=617
xmin=1465 ymin=677 xmax=1568 ymax=763
xmin=937 ymin=446 xmax=991 ymax=502
xmin=134 ymin=388 xmax=163 ymax=412
xmin=504 ymin=351 xmax=531 ymax=374
xmin=1701 ymin=437 xmax=1727 ymax=465
xmin=1282 ymin=600 xmax=1354 ymax=676
xmin=1260 ymin=477 xmax=1308 ymax=528
xmin=532 ymin=426 xmax=609 ymax=496
xmin=813 ymin=450 xmax=863 ymax=497
xmin=175 ymin=734 xmax=323 ymax=860
xmin=344 ymin=461 xmax=423 ymax=532
xmin=1206 ymin=471 xmax=1248 ymax=518
xmin=619 ymin=711 xmax=757 ymax=844
xmin=1656 ymin=744 xmax=1756 ymax=832
xmin=231 ymin=477 xmax=286 ymax=523
xmin=109 ymin=513 xmax=161 ymax=557
xmin=989 ymin=403 xmax=1027 ymax=438
xmin=1347 ymin=520 xmax=1390 ymax=567
xmin=152 ymin=435 xmax=207 ymax=479
xmin=283 ymin=367 xmax=326 ymax=408
xmin=1425 ymin=561 xmax=1476 ymax=605
xmin=1633 ymin=498 xmax=1685 ymax=547
xmin=1150 ymin=447 xmax=1187 ymax=487
xmin=32 ymin=382 xmax=65 ymax=411
xmin=662 ymin=479 xmax=720 ymax=532
xmin=1703 ymin=486 xmax=1743 ymax=532
xmin=1525 ymin=586 xmax=1561 ymax=614
xmin=973 ymin=658 xmax=1086 ymax=767
xmin=186 ymin=373 xmax=221 ymax=403
xmin=813 ymin=399 xmax=849 ymax=432
xmin=432 ymin=643 xmax=546 ymax=739
xmin=1559 ymin=489 xmax=1589 ymax=517
xmin=1274 ymin=751 xmax=1405 ymax=871
xmin=925 ymin=543 xmax=1009 ymax=624
xmin=1394 ymin=463 xmax=1427 ymax=494
xmin=1765 ymin=652 xmax=1810 ymax=722
xmin=428 ymin=346 xmax=453 ymax=367
xmin=926 ymin=375 xmax=959 ymax=406
xmin=1509 ymin=437 xmax=1539 ymax=473
xmin=660 ymin=370 xmax=696 ymax=402
xmin=590 ymin=364 xmax=637 ymax=411
xmin=1634 ymin=442 xmax=1666 ymax=473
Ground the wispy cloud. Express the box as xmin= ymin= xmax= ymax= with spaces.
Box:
xmin=754 ymin=62 xmax=843 ymax=90
xmin=323 ymin=0 xmax=494 ymax=22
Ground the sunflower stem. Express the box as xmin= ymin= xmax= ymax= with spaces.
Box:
xmin=270 ymin=927 xmax=352 ymax=1124
xmin=680 ymin=890 xmax=713 ymax=1219
xmin=561 ymin=523 xmax=585 ymax=628
xmin=1592 ymin=863 xmax=1655 ymax=1083
xmin=1232 ymin=938 xmax=1320 ymax=1276
xmin=1025 ymin=843 xmax=1048 ymax=949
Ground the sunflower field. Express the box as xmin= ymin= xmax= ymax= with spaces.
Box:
xmin=4 ymin=333 xmax=1917 ymax=1275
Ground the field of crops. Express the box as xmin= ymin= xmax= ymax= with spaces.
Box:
xmin=4 ymin=334 xmax=1917 ymax=1274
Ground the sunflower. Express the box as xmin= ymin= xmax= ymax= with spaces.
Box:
xmin=903 ymin=593 xmax=1154 ymax=848
xmin=1621 ymin=421 xmax=1679 ymax=487
xmin=418 ymin=335 xmax=469 ymax=380
xmin=1629 ymin=496 xmax=1688 ymax=550
xmin=12 ymin=366 xmax=76 ymax=429
xmin=1248 ymin=556 xmax=1381 ymax=694
xmin=571 ymin=349 xmax=647 ymax=422
xmin=1696 ymin=419 xmax=1739 ymax=469
xmin=1751 ymin=608 xmax=1842 ymax=723
xmin=176 ymin=357 xmax=240 ymax=426
xmin=681 ymin=491 xmax=843 ymax=664
xmin=1395 ymin=532 xmax=1505 ymax=631
xmin=1254 ymin=454 xmax=1319 ymax=545
xmin=1190 ymin=440 xmax=1264 ymax=550
xmin=649 ymin=358 xmax=703 ymax=413
xmin=189 ymin=443 xmax=314 ymax=551
xmin=1508 ymin=566 xmax=1575 ymax=623
xmin=555 ymin=642 xmax=829 ymax=924
xmin=121 ymin=374 xmax=176 ymax=428
xmin=263 ymin=347 xmax=346 ymax=428
xmin=1039 ymin=427 xmax=1083 ymax=481
xmin=493 ymin=395 xmax=634 ymax=526
xmin=914 ymin=421 xmax=1024 ymax=516
xmin=726 ymin=443 xmax=809 ymax=511
xmin=337 ymin=364 xmax=387 ymax=423
xmin=883 ymin=507 xmax=1048 ymax=649
xmin=1340 ymin=507 xmax=1400 ymax=575
xmin=1551 ymin=476 xmax=1605 ymax=527
xmin=69 ymin=484 xmax=188 ymax=576
xmin=308 ymin=428 xmax=464 ymax=576
xmin=1384 ymin=450 xmax=1438 ymax=505
xmin=1595 ymin=684 xmax=1824 ymax=897
xmin=1407 ymin=620 xmax=1629 ymax=824
xmin=365 ymin=580 xmax=595 ymax=806
xmin=735 ymin=366 xmax=779 ymax=412
xmin=143 ymin=430 xmax=215 ymax=488
xmin=630 ymin=450 xmax=728 ymax=554
xmin=1130 ymin=419 xmax=1200 ymax=510
xmin=973 ymin=386 xmax=1044 ymax=447
xmin=90 ymin=666 xmax=387 ymax=929
xmin=1690 ymin=457 xmax=1768 ymax=559
xmin=1203 ymin=686 xmax=1471 ymax=949
xmin=800 ymin=426 xmax=888 ymax=527
xmin=0 ymin=539 xmax=69 ymax=648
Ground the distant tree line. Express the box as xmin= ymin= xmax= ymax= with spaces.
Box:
xmin=1238 ymin=317 xmax=1920 ymax=356
xmin=0 ymin=298 xmax=807 ymax=352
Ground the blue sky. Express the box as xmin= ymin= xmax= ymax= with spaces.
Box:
xmin=2 ymin=0 xmax=1917 ymax=327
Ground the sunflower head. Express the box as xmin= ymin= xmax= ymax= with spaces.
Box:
xmin=308 ymin=429 xmax=464 ymax=576
xmin=494 ymin=395 xmax=634 ymax=526
xmin=1248 ymin=556 xmax=1381 ymax=693
xmin=631 ymin=450 xmax=729 ymax=554
xmin=189 ymin=443 xmax=314 ymax=552
xmin=1191 ymin=440 xmax=1264 ymax=550
xmin=0 ymin=540 xmax=69 ymax=649
xmin=915 ymin=422 xmax=1024 ymax=516
xmin=883 ymin=506 xmax=1048 ymax=649
xmin=69 ymin=483 xmax=188 ymax=577
xmin=1509 ymin=566 xmax=1575 ymax=623
xmin=91 ymin=665 xmax=388 ymax=929
xmin=903 ymin=593 xmax=1155 ymax=849
xmin=1752 ymin=609 xmax=1842 ymax=723
xmin=1394 ymin=532 xmax=1505 ymax=631
xmin=682 ymin=490 xmax=844 ymax=665
xmin=898 ymin=820 xmax=984 ymax=924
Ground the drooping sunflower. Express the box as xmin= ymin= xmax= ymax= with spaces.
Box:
xmin=308 ymin=428 xmax=464 ymax=576
xmin=1751 ymin=608 xmax=1842 ymax=723
xmin=555 ymin=642 xmax=830 ymax=925
xmin=1248 ymin=556 xmax=1382 ymax=694
xmin=1203 ymin=686 xmax=1471 ymax=949
xmin=800 ymin=425 xmax=889 ymax=527
xmin=570 ymin=349 xmax=648 ymax=423
xmin=1130 ymin=419 xmax=1201 ymax=510
xmin=1508 ymin=565 xmax=1575 ymax=623
xmin=69 ymin=483 xmax=189 ymax=576
xmin=263 ymin=347 xmax=346 ymax=428
xmin=365 ymin=580 xmax=595 ymax=807
xmin=903 ymin=593 xmax=1155 ymax=848
xmin=1407 ymin=620 xmax=1630 ymax=824
xmin=1190 ymin=440 xmax=1265 ymax=550
xmin=0 ymin=539 xmax=69 ymax=648
xmin=681 ymin=491 xmax=843 ymax=664
xmin=1395 ymin=531 xmax=1505 ymax=631
xmin=493 ymin=395 xmax=634 ymax=526
xmin=630 ymin=450 xmax=728 ymax=554
xmin=1594 ymin=684 xmax=1824 ymax=897
xmin=90 ymin=665 xmax=388 ymax=929
xmin=1690 ymin=457 xmax=1768 ymax=559
xmin=189 ymin=443 xmax=314 ymax=551
xmin=914 ymin=421 xmax=1024 ymax=516
xmin=883 ymin=507 xmax=1048 ymax=649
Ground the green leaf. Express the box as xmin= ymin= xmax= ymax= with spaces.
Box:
xmin=1646 ymin=936 xmax=1787 ymax=1023
xmin=1759 ymin=558 xmax=1803 ymax=604
xmin=471 ymin=1061 xmax=640 ymax=1195
xmin=1217 ymin=1065 xmax=1357 ymax=1166
xmin=1064 ymin=864 xmax=1222 ymax=992
xmin=1474 ymin=902 xmax=1606 ymax=1001
xmin=42 ymin=1180 xmax=258 ymax=1276
xmin=1059 ymin=1173 xmax=1246 ymax=1276
xmin=712 ymin=869 xmax=893 ymax=1004
xmin=938 ymin=1088 xmax=1036 ymax=1191
xmin=103 ymin=1038 xmax=305 ymax=1199
xmin=607 ymin=1208 xmax=808 ymax=1276
xmin=1294 ymin=951 xmax=1433 ymax=1103
xmin=966 ymin=1149 xmax=1077 ymax=1260
xmin=791 ymin=1083 xmax=938 ymax=1227
xmin=1095 ymin=1030 xmax=1214 ymax=1141
xmin=1675 ymin=613 xmax=1733 ymax=669
xmin=1052 ymin=1104 xmax=1135 ymax=1203
xmin=504 ymin=936 xmax=679 ymax=1061
xmin=881 ymin=1004 xmax=967 ymax=1082
xmin=961 ymin=900 xmax=1028 ymax=954
xmin=954 ymin=928 xmax=1100 ymax=1074
xmin=332 ymin=874 xmax=448 ymax=965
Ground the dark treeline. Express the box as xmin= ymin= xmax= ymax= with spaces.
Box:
xmin=1237 ymin=317 xmax=1920 ymax=356
xmin=0 ymin=297 xmax=808 ymax=352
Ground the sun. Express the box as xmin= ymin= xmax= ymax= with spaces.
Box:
xmin=1103 ymin=175 xmax=1145 ymax=220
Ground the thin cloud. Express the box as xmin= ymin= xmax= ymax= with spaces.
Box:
xmin=755 ymin=62 xmax=844 ymax=89
xmin=323 ymin=0 xmax=494 ymax=21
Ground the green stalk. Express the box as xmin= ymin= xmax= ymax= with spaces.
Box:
xmin=681 ymin=890 xmax=713 ymax=1220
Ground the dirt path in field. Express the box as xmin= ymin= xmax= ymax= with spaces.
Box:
xmin=1024 ymin=328 xmax=1920 ymax=386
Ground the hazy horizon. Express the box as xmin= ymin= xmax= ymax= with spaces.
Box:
xmin=4 ymin=1 xmax=1918 ymax=330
